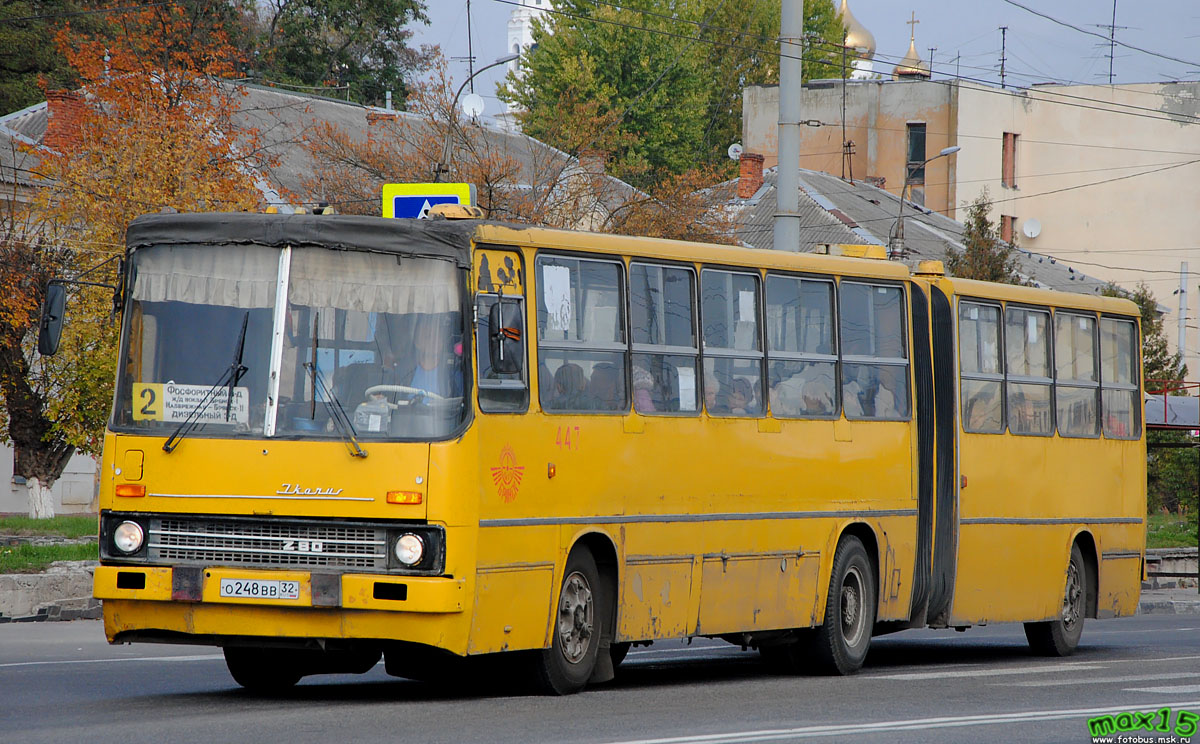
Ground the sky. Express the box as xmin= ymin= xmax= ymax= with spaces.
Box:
xmin=404 ymin=0 xmax=1200 ymax=121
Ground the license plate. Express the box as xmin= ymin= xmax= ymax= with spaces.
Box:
xmin=218 ymin=578 xmax=300 ymax=600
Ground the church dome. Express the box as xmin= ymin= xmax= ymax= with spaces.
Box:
xmin=892 ymin=36 xmax=930 ymax=79
xmin=838 ymin=0 xmax=875 ymax=59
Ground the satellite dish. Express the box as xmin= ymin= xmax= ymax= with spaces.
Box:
xmin=1022 ymin=218 xmax=1042 ymax=239
xmin=728 ymin=143 xmax=744 ymax=161
xmin=460 ymin=93 xmax=485 ymax=118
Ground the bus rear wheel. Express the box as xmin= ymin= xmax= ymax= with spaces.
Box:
xmin=1024 ymin=543 xmax=1086 ymax=656
xmin=223 ymin=647 xmax=302 ymax=692
xmin=811 ymin=535 xmax=876 ymax=675
xmin=533 ymin=549 xmax=603 ymax=695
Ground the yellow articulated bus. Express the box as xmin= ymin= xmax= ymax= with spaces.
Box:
xmin=68 ymin=212 xmax=1144 ymax=693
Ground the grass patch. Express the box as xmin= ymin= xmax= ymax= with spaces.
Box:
xmin=0 ymin=515 xmax=97 ymax=539
xmin=1147 ymin=511 xmax=1199 ymax=549
xmin=0 ymin=543 xmax=97 ymax=574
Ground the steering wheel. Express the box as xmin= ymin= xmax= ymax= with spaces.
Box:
xmin=365 ymin=384 xmax=445 ymax=405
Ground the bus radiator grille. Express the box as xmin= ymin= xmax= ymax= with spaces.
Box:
xmin=147 ymin=517 xmax=388 ymax=571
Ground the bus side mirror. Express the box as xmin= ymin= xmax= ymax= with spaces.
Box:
xmin=488 ymin=301 xmax=524 ymax=376
xmin=37 ymin=282 xmax=67 ymax=356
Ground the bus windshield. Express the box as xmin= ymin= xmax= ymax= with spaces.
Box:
xmin=114 ymin=243 xmax=468 ymax=441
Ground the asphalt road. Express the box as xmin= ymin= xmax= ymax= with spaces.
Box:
xmin=2 ymin=615 xmax=1198 ymax=744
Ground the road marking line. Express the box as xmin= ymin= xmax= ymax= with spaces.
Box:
xmin=1006 ymin=672 xmax=1200 ymax=687
xmin=0 ymin=654 xmax=223 ymax=669
xmin=1125 ymin=684 xmax=1200 ymax=694
xmin=868 ymin=661 xmax=1106 ymax=680
xmin=629 ymin=647 xmax=746 ymax=658
xmin=599 ymin=700 xmax=1200 ymax=744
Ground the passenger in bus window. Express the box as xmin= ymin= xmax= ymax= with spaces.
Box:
xmin=728 ymin=377 xmax=755 ymax=416
xmin=588 ymin=362 xmax=622 ymax=411
xmin=843 ymin=369 xmax=868 ymax=417
xmin=874 ymin=375 xmax=900 ymax=418
xmin=802 ymin=375 xmax=835 ymax=415
xmin=408 ymin=314 xmax=463 ymax=398
xmin=704 ymin=371 xmax=724 ymax=414
xmin=632 ymin=363 xmax=656 ymax=413
xmin=551 ymin=362 xmax=588 ymax=410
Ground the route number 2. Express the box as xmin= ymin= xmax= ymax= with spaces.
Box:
xmin=555 ymin=426 xmax=580 ymax=451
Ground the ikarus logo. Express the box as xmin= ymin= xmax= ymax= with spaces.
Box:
xmin=276 ymin=483 xmax=345 ymax=496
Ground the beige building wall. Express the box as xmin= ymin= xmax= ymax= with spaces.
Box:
xmin=743 ymin=81 xmax=960 ymax=220
xmin=744 ymin=79 xmax=1200 ymax=376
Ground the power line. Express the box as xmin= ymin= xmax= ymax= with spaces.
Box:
xmin=1000 ymin=0 xmax=1200 ymax=70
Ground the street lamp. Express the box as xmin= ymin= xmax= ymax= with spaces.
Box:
xmin=434 ymin=53 xmax=520 ymax=182
xmin=888 ymin=145 xmax=961 ymax=259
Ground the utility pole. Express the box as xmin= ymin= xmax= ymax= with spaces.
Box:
xmin=775 ymin=0 xmax=803 ymax=252
xmin=928 ymin=47 xmax=936 ymax=79
xmin=999 ymin=26 xmax=1008 ymax=89
xmin=467 ymin=0 xmax=475 ymax=93
xmin=1179 ymin=262 xmax=1190 ymax=363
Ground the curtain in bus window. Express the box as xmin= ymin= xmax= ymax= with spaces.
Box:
xmin=1055 ymin=313 xmax=1099 ymax=437
xmin=766 ymin=276 xmax=836 ymax=418
xmin=131 ymin=244 xmax=279 ymax=308
xmin=959 ymin=302 xmax=1003 ymax=433
xmin=702 ymin=270 xmax=763 ymax=417
xmin=1005 ymin=306 xmax=1054 ymax=435
xmin=840 ymin=283 xmax=909 ymax=419
xmin=289 ymin=249 xmax=458 ymax=314
xmin=537 ymin=256 xmax=628 ymax=413
xmin=630 ymin=264 xmax=698 ymax=414
xmin=1100 ymin=317 xmax=1139 ymax=438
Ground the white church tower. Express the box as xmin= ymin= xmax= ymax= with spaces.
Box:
xmin=498 ymin=0 xmax=551 ymax=125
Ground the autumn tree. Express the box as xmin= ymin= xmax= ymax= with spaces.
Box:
xmin=945 ymin=190 xmax=1025 ymax=285
xmin=499 ymin=0 xmax=843 ymax=186
xmin=0 ymin=1 xmax=268 ymax=517
xmin=1101 ymin=283 xmax=1196 ymax=519
xmin=302 ymin=55 xmax=735 ymax=244
xmin=248 ymin=0 xmax=433 ymax=107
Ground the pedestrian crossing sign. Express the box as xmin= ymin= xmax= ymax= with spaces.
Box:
xmin=382 ymin=183 xmax=476 ymax=219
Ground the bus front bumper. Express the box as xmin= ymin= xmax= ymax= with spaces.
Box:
xmin=94 ymin=565 xmax=468 ymax=647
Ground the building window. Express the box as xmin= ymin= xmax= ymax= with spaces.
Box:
xmin=906 ymin=123 xmax=927 ymax=184
xmin=1001 ymin=215 xmax=1016 ymax=244
xmin=1002 ymin=132 xmax=1018 ymax=188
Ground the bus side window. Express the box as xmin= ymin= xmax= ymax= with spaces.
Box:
xmin=766 ymin=274 xmax=837 ymax=418
xmin=1055 ymin=311 xmax=1099 ymax=438
xmin=959 ymin=301 xmax=1004 ymax=433
xmin=630 ymin=263 xmax=699 ymax=415
xmin=1099 ymin=317 xmax=1140 ymax=439
xmin=536 ymin=255 xmax=628 ymax=413
xmin=839 ymin=282 xmax=910 ymax=420
xmin=1005 ymin=306 xmax=1054 ymax=435
xmin=701 ymin=269 xmax=764 ymax=417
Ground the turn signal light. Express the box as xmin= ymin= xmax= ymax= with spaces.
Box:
xmin=115 ymin=484 xmax=147 ymax=498
xmin=386 ymin=491 xmax=423 ymax=505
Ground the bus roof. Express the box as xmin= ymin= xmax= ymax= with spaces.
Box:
xmin=943 ymin=276 xmax=1140 ymax=318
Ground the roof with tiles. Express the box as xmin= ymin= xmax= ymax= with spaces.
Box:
xmin=0 ymin=84 xmax=639 ymax=211
xmin=722 ymin=164 xmax=1110 ymax=296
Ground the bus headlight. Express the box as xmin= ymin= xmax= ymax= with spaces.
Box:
xmin=394 ymin=533 xmax=425 ymax=566
xmin=113 ymin=521 xmax=145 ymax=554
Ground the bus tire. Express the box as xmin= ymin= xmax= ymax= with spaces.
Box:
xmin=534 ymin=549 xmax=603 ymax=695
xmin=811 ymin=535 xmax=876 ymax=675
xmin=223 ymin=647 xmax=302 ymax=692
xmin=1024 ymin=543 xmax=1086 ymax=656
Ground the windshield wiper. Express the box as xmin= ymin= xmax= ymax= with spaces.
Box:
xmin=304 ymin=312 xmax=367 ymax=458
xmin=163 ymin=312 xmax=250 ymax=453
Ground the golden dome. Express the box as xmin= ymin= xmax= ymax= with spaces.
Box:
xmin=838 ymin=0 xmax=876 ymax=59
xmin=892 ymin=36 xmax=931 ymax=79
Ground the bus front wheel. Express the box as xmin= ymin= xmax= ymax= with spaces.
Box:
xmin=534 ymin=549 xmax=604 ymax=695
xmin=811 ymin=535 xmax=876 ymax=675
xmin=1024 ymin=543 xmax=1086 ymax=656
xmin=223 ymin=647 xmax=302 ymax=692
